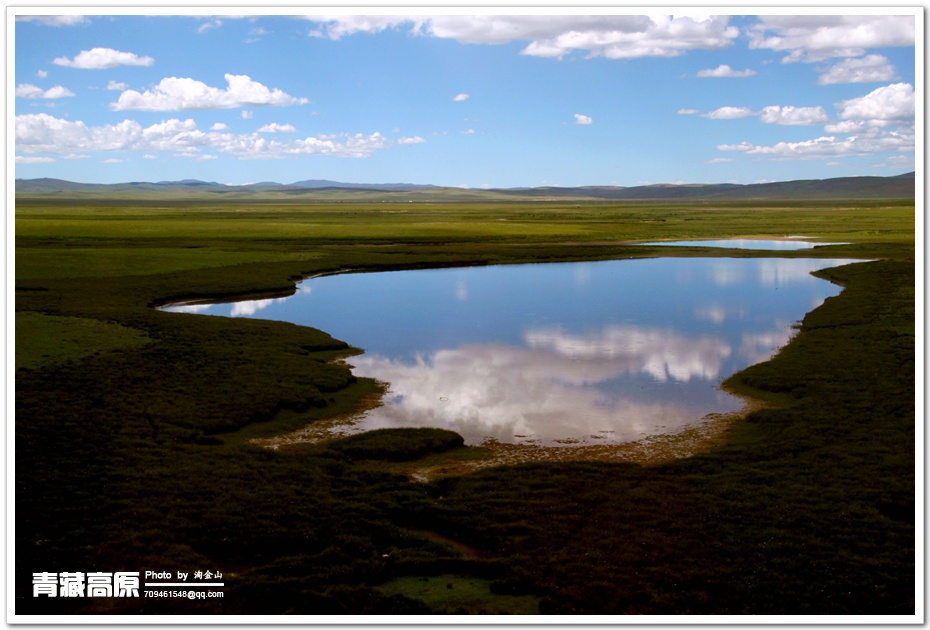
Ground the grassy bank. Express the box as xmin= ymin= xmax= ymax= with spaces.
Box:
xmin=14 ymin=198 xmax=915 ymax=615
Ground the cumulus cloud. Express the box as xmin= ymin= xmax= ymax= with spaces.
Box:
xmin=397 ymin=136 xmax=426 ymax=144
xmin=703 ymin=106 xmax=754 ymax=119
xmin=37 ymin=70 xmax=48 ymax=78
xmin=15 ymin=84 xmax=74 ymax=99
xmin=701 ymin=104 xmax=835 ymax=126
xmin=718 ymin=128 xmax=914 ymax=160
xmin=574 ymin=113 xmax=593 ymax=125
xmin=304 ymin=14 xmax=739 ymax=60
xmin=16 ymin=155 xmax=56 ymax=163
xmin=758 ymin=105 xmax=829 ymax=125
xmin=16 ymin=15 xmax=87 ymax=27
xmin=835 ymin=82 xmax=914 ymax=123
xmin=817 ymin=54 xmax=896 ymax=85
xmin=452 ymin=93 xmax=470 ymax=102
xmin=748 ymin=15 xmax=915 ymax=62
xmin=304 ymin=15 xmax=413 ymax=39
xmin=111 ymin=74 xmax=308 ymax=111
xmin=712 ymin=81 xmax=914 ymax=162
xmin=210 ymin=123 xmax=229 ymax=131
xmin=107 ymin=80 xmax=128 ymax=91
xmin=15 ymin=112 xmax=391 ymax=159
xmin=53 ymin=47 xmax=154 ymax=69
xmin=257 ymin=123 xmax=297 ymax=133
xmin=697 ymin=64 xmax=756 ymax=78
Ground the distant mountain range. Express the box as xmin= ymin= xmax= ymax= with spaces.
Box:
xmin=15 ymin=172 xmax=915 ymax=200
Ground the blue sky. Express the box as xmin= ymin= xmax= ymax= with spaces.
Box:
xmin=12 ymin=10 xmax=919 ymax=188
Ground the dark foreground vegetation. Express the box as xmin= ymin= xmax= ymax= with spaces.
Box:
xmin=14 ymin=198 xmax=915 ymax=616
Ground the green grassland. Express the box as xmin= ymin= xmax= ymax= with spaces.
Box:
xmin=14 ymin=196 xmax=915 ymax=616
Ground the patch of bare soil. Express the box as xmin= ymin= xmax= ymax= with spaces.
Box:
xmin=252 ymin=390 xmax=769 ymax=482
xmin=395 ymin=397 xmax=767 ymax=482
xmin=249 ymin=390 xmax=385 ymax=450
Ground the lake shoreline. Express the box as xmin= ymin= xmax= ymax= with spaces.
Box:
xmin=161 ymin=250 xmax=858 ymax=477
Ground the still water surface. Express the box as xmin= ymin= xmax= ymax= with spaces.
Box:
xmin=164 ymin=256 xmax=857 ymax=446
xmin=640 ymin=238 xmax=847 ymax=250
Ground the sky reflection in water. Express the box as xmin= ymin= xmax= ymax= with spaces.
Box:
xmin=640 ymin=238 xmax=847 ymax=250
xmin=166 ymin=256 xmax=857 ymax=446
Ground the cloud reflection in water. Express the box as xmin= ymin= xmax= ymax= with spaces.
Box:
xmin=346 ymin=318 xmax=769 ymax=446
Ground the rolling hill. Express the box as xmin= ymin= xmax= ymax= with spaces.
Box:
xmin=14 ymin=172 xmax=915 ymax=201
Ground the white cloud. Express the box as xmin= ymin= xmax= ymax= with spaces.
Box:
xmin=16 ymin=155 xmax=56 ymax=163
xmin=107 ymin=80 xmax=128 ymax=91
xmin=701 ymin=104 xmax=829 ymax=125
xmin=574 ymin=113 xmax=593 ymax=125
xmin=748 ymin=15 xmax=915 ymax=62
xmin=257 ymin=123 xmax=297 ymax=133
xmin=53 ymin=47 xmax=154 ymax=69
xmin=452 ymin=93 xmax=470 ymax=102
xmin=703 ymin=106 xmax=754 ymax=119
xmin=304 ymin=15 xmax=739 ymax=60
xmin=37 ymin=70 xmax=48 ymax=78
xmin=303 ymin=15 xmax=414 ymax=39
xmin=677 ymin=108 xmax=699 ymax=115
xmin=758 ymin=105 xmax=829 ymax=125
xmin=15 ymin=112 xmax=392 ymax=160
xmin=817 ymin=54 xmax=896 ymax=85
xmin=835 ymin=82 xmax=914 ymax=124
xmin=823 ymin=120 xmax=865 ymax=134
xmin=278 ymin=132 xmax=390 ymax=158
xmin=397 ymin=136 xmax=426 ymax=144
xmin=102 ymin=158 xmax=124 ymax=163
xmin=111 ymin=74 xmax=308 ymax=111
xmin=697 ymin=64 xmax=756 ymax=78
xmin=197 ymin=19 xmax=223 ymax=33
xmin=714 ymin=82 xmax=914 ymax=162
xmin=178 ymin=152 xmax=218 ymax=160
xmin=16 ymin=84 xmax=74 ymax=99
xmin=16 ymin=15 xmax=87 ymax=27
xmin=241 ymin=110 xmax=254 ymax=119
xmin=210 ymin=123 xmax=229 ymax=131
xmin=718 ymin=127 xmax=914 ymax=160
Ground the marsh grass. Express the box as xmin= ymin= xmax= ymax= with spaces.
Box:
xmin=15 ymin=311 xmax=153 ymax=370
xmin=14 ymin=197 xmax=915 ymax=615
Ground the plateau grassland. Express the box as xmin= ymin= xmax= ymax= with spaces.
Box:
xmin=14 ymin=196 xmax=915 ymax=615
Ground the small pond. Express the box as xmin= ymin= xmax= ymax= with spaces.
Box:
xmin=163 ymin=250 xmax=860 ymax=448
xmin=640 ymin=238 xmax=847 ymax=250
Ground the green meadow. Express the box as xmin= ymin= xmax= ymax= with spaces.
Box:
xmin=14 ymin=196 xmax=915 ymax=615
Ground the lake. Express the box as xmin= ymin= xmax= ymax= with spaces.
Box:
xmin=163 ymin=255 xmax=858 ymax=447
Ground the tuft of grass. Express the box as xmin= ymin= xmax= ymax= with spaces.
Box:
xmin=321 ymin=428 xmax=466 ymax=462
